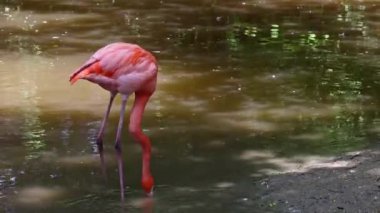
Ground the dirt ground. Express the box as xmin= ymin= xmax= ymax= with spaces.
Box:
xmin=255 ymin=145 xmax=380 ymax=212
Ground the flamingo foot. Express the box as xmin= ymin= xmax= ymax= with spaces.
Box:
xmin=114 ymin=142 xmax=122 ymax=152
xmin=96 ymin=138 xmax=103 ymax=151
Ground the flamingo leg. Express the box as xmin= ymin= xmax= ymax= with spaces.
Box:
xmin=114 ymin=94 xmax=129 ymax=200
xmin=98 ymin=145 xmax=108 ymax=182
xmin=96 ymin=92 xmax=117 ymax=150
xmin=116 ymin=148 xmax=125 ymax=201
xmin=129 ymin=92 xmax=154 ymax=195
xmin=114 ymin=94 xmax=129 ymax=151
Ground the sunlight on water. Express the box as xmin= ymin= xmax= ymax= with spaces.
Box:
xmin=0 ymin=52 xmax=179 ymax=115
xmin=236 ymin=149 xmax=360 ymax=175
xmin=17 ymin=186 xmax=65 ymax=206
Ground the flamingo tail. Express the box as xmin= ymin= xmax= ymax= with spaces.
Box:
xmin=69 ymin=59 xmax=99 ymax=85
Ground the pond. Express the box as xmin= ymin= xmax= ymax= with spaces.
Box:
xmin=0 ymin=0 xmax=379 ymax=212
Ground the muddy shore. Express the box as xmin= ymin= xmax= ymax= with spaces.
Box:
xmin=255 ymin=145 xmax=380 ymax=212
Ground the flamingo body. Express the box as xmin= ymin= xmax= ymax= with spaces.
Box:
xmin=70 ymin=42 xmax=157 ymax=94
xmin=70 ymin=42 xmax=157 ymax=195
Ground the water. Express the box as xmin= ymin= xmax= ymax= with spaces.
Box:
xmin=0 ymin=0 xmax=379 ymax=212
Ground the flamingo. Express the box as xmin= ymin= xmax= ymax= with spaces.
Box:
xmin=69 ymin=42 xmax=157 ymax=196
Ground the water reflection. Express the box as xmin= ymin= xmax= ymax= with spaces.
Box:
xmin=0 ymin=0 xmax=379 ymax=212
xmin=11 ymin=55 xmax=47 ymax=160
xmin=115 ymin=149 xmax=126 ymax=202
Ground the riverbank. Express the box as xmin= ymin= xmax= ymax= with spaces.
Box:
xmin=256 ymin=145 xmax=380 ymax=212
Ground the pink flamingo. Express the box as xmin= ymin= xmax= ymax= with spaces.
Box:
xmin=69 ymin=42 xmax=157 ymax=196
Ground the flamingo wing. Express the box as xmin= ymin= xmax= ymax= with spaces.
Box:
xmin=69 ymin=43 xmax=146 ymax=84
